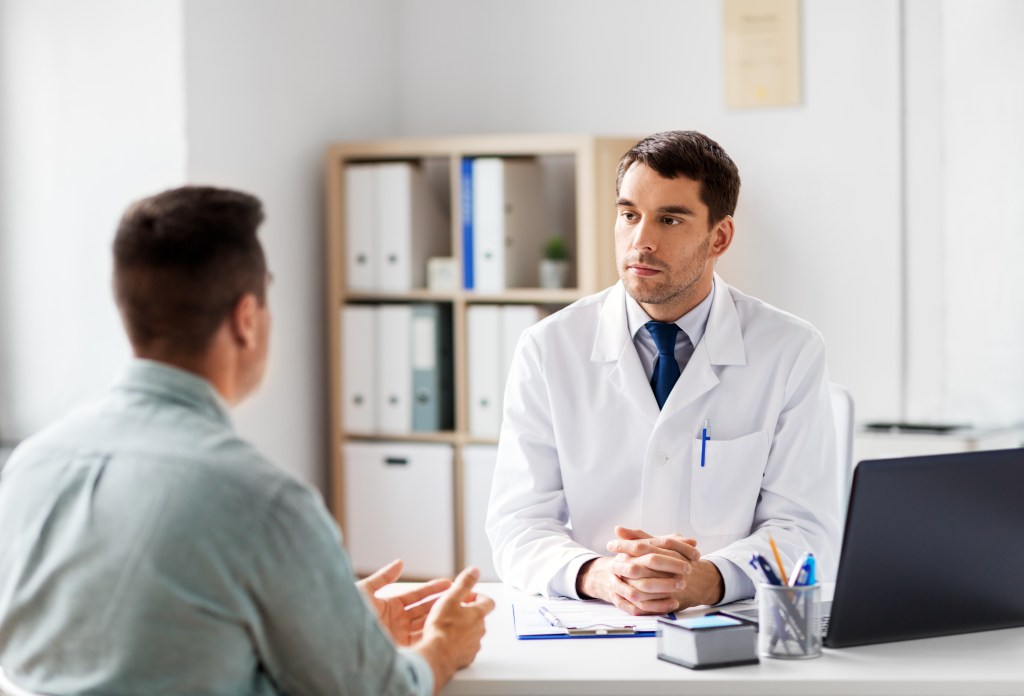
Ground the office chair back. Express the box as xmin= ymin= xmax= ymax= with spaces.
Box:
xmin=830 ymin=383 xmax=855 ymax=513
xmin=0 ymin=666 xmax=46 ymax=696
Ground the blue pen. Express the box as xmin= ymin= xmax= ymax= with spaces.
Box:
xmin=701 ymin=419 xmax=709 ymax=467
xmin=749 ymin=554 xmax=783 ymax=586
xmin=788 ymin=553 xmax=817 ymax=587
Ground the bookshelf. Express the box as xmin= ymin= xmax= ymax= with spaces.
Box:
xmin=324 ymin=134 xmax=637 ymax=578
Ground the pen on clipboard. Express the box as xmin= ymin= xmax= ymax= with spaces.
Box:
xmin=701 ymin=419 xmax=709 ymax=467
xmin=538 ymin=606 xmax=565 ymax=629
xmin=537 ymin=606 xmax=639 ymax=635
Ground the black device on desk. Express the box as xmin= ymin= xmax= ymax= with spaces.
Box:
xmin=825 ymin=447 xmax=1024 ymax=647
xmin=724 ymin=448 xmax=1024 ymax=648
xmin=861 ymin=421 xmax=972 ymax=433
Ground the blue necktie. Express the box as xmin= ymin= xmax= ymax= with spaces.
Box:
xmin=645 ymin=321 xmax=681 ymax=409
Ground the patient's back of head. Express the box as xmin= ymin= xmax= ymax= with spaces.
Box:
xmin=0 ymin=186 xmax=306 ymax=694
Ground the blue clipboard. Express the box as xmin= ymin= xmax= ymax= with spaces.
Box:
xmin=511 ymin=594 xmax=674 ymax=639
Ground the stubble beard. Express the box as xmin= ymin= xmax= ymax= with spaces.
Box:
xmin=619 ymin=234 xmax=712 ymax=310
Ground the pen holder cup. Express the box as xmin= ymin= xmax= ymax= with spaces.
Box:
xmin=757 ymin=583 xmax=822 ymax=659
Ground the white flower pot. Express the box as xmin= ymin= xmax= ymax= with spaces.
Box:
xmin=539 ymin=259 xmax=569 ymax=289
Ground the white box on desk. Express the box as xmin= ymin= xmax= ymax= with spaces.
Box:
xmin=657 ymin=614 xmax=758 ymax=670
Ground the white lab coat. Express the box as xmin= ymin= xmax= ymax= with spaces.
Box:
xmin=486 ymin=276 xmax=841 ymax=599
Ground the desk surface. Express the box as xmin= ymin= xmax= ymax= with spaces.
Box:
xmin=442 ymin=583 xmax=1024 ymax=696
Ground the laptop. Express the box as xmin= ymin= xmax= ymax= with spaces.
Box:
xmin=724 ymin=447 xmax=1024 ymax=648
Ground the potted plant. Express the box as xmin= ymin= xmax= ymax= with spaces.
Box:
xmin=539 ymin=236 xmax=569 ymax=289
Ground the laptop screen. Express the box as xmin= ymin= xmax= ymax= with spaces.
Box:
xmin=825 ymin=447 xmax=1024 ymax=648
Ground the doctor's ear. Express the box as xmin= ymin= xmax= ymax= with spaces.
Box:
xmin=708 ymin=216 xmax=735 ymax=259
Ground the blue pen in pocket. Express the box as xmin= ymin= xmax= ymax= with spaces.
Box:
xmin=700 ymin=419 xmax=709 ymax=468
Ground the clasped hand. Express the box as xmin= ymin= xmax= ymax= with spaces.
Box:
xmin=579 ymin=526 xmax=723 ymax=615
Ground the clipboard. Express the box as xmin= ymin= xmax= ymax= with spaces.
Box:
xmin=511 ymin=592 xmax=672 ymax=640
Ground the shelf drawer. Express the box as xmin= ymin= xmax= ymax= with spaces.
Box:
xmin=343 ymin=441 xmax=454 ymax=578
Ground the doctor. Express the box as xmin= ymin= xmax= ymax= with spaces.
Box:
xmin=486 ymin=130 xmax=841 ymax=614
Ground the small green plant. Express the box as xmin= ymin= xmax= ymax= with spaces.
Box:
xmin=544 ymin=236 xmax=568 ymax=261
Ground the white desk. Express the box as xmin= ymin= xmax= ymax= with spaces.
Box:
xmin=442 ymin=583 xmax=1024 ymax=696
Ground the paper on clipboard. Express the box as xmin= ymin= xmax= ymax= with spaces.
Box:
xmin=511 ymin=591 xmax=668 ymax=639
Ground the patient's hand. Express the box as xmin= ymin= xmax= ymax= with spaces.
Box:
xmin=357 ymin=558 xmax=452 ymax=645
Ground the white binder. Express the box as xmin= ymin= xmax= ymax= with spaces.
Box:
xmin=500 ymin=305 xmax=541 ymax=382
xmin=340 ymin=305 xmax=376 ymax=432
xmin=344 ymin=163 xmax=377 ymax=291
xmin=461 ymin=445 xmax=499 ymax=581
xmin=467 ymin=305 xmax=502 ymax=438
xmin=375 ymin=162 xmax=449 ymax=292
xmin=375 ymin=304 xmax=413 ymax=434
xmin=472 ymin=158 xmax=549 ymax=292
xmin=343 ymin=441 xmax=454 ymax=579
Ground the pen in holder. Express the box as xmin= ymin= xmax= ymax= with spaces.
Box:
xmin=757 ymin=583 xmax=822 ymax=659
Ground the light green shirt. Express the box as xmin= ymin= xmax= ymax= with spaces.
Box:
xmin=0 ymin=360 xmax=432 ymax=696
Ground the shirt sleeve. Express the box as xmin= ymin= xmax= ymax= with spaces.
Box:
xmin=708 ymin=557 xmax=756 ymax=605
xmin=243 ymin=480 xmax=433 ymax=696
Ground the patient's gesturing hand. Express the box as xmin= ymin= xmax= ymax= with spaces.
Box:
xmin=357 ymin=558 xmax=452 ymax=645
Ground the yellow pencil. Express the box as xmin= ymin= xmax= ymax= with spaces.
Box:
xmin=768 ymin=534 xmax=789 ymax=585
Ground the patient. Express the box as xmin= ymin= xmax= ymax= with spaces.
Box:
xmin=0 ymin=186 xmax=492 ymax=695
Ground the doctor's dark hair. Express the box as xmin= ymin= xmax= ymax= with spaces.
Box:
xmin=113 ymin=185 xmax=267 ymax=357
xmin=616 ymin=130 xmax=741 ymax=225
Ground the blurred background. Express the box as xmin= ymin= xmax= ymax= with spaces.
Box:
xmin=1 ymin=0 xmax=1022 ymax=488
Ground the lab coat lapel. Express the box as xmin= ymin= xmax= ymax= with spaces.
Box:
xmin=591 ymin=283 xmax=660 ymax=424
xmin=660 ymin=342 xmax=718 ymax=417
xmin=660 ymin=276 xmax=746 ymax=418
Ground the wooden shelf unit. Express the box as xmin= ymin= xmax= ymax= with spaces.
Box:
xmin=324 ymin=134 xmax=637 ymax=576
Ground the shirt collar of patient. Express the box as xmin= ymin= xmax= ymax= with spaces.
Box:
xmin=625 ymin=277 xmax=716 ymax=347
xmin=118 ymin=358 xmax=233 ymax=427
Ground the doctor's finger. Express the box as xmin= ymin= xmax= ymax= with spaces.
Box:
xmin=609 ymin=579 xmax=668 ymax=616
xmin=636 ymin=552 xmax=693 ymax=575
xmin=611 ymin=557 xmax=677 ymax=580
xmin=614 ymin=526 xmax=653 ymax=541
xmin=607 ymin=538 xmax=687 ymax=560
xmin=646 ymin=536 xmax=701 ymax=562
xmin=608 ymin=592 xmax=646 ymax=616
xmin=630 ymin=594 xmax=681 ymax=614
xmin=612 ymin=583 xmax=678 ymax=615
xmin=621 ymin=574 xmax=684 ymax=595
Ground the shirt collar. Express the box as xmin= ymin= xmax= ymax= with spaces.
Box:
xmin=625 ymin=278 xmax=717 ymax=347
xmin=115 ymin=358 xmax=233 ymax=428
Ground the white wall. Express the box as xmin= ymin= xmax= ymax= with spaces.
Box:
xmin=3 ymin=0 xmax=1020 ymax=486
xmin=395 ymin=0 xmax=904 ymax=422
xmin=905 ymin=0 xmax=1024 ymax=426
xmin=941 ymin=2 xmax=1024 ymax=425
xmin=182 ymin=0 xmax=401 ymax=490
xmin=0 ymin=0 xmax=186 ymax=438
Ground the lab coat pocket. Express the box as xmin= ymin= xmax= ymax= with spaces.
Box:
xmin=690 ymin=430 xmax=770 ymax=536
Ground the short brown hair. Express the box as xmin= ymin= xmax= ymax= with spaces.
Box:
xmin=617 ymin=131 xmax=741 ymax=225
xmin=113 ymin=186 xmax=267 ymax=357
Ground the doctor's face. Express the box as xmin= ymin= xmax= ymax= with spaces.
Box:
xmin=614 ymin=163 xmax=733 ymax=322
